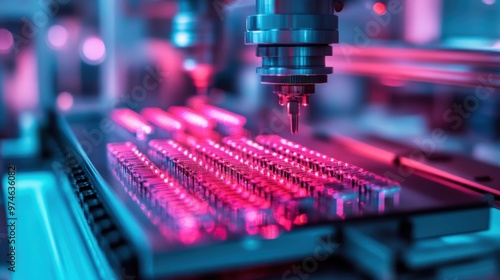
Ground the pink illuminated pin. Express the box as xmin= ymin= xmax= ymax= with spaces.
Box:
xmin=108 ymin=141 xmax=214 ymax=243
xmin=168 ymin=106 xmax=215 ymax=129
xmin=142 ymin=107 xmax=184 ymax=132
xmin=192 ymin=103 xmax=246 ymax=127
xmin=111 ymin=108 xmax=154 ymax=136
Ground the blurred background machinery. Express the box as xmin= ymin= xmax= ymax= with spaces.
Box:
xmin=1 ymin=0 xmax=500 ymax=279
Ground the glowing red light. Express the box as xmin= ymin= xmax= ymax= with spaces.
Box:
xmin=142 ymin=107 xmax=184 ymax=132
xmin=293 ymin=213 xmax=308 ymax=225
xmin=373 ymin=2 xmax=387 ymax=15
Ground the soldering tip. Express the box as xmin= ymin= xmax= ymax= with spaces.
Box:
xmin=290 ymin=113 xmax=299 ymax=134
xmin=287 ymin=101 xmax=300 ymax=134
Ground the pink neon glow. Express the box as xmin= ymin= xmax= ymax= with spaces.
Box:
xmin=261 ymin=225 xmax=280 ymax=239
xmin=483 ymin=0 xmax=496 ymax=4
xmin=373 ymin=2 xmax=386 ymax=15
xmin=404 ymin=0 xmax=441 ymax=44
xmin=189 ymin=64 xmax=213 ymax=89
xmin=336 ymin=199 xmax=345 ymax=218
xmin=0 ymin=29 xmax=14 ymax=53
xmin=293 ymin=214 xmax=308 ymax=225
xmin=82 ymin=37 xmax=106 ymax=64
xmin=213 ymin=227 xmax=227 ymax=240
xmin=4 ymin=50 xmax=39 ymax=110
xmin=111 ymin=108 xmax=154 ymax=135
xmin=47 ymin=25 xmax=68 ymax=50
xmin=180 ymin=216 xmax=198 ymax=229
xmin=194 ymin=104 xmax=246 ymax=127
xmin=168 ymin=106 xmax=214 ymax=129
xmin=56 ymin=92 xmax=73 ymax=111
xmin=179 ymin=229 xmax=201 ymax=244
xmin=142 ymin=108 xmax=184 ymax=132
xmin=380 ymin=77 xmax=406 ymax=87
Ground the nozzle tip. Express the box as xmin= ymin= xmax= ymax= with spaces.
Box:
xmin=290 ymin=113 xmax=299 ymax=134
xmin=287 ymin=101 xmax=300 ymax=134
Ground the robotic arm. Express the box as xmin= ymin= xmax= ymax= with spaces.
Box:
xmin=246 ymin=0 xmax=342 ymax=134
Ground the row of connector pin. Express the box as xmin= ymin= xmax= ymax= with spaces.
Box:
xmin=187 ymin=139 xmax=358 ymax=227
xmin=200 ymin=135 xmax=399 ymax=216
xmin=173 ymin=133 xmax=365 ymax=222
xmin=107 ymin=142 xmax=214 ymax=243
xmin=148 ymin=140 xmax=282 ymax=237
xmin=192 ymin=140 xmax=308 ymax=201
xmin=222 ymin=137 xmax=341 ymax=195
xmin=254 ymin=135 xmax=400 ymax=194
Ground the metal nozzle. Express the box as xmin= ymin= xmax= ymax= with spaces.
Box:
xmin=287 ymin=101 xmax=300 ymax=134
xmin=275 ymin=86 xmax=313 ymax=134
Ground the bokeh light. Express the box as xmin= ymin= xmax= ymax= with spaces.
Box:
xmin=0 ymin=29 xmax=14 ymax=53
xmin=493 ymin=41 xmax=500 ymax=50
xmin=183 ymin=58 xmax=196 ymax=71
xmin=56 ymin=92 xmax=74 ymax=111
xmin=47 ymin=25 xmax=69 ymax=50
xmin=81 ymin=37 xmax=106 ymax=64
xmin=173 ymin=32 xmax=190 ymax=47
xmin=373 ymin=2 xmax=387 ymax=15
